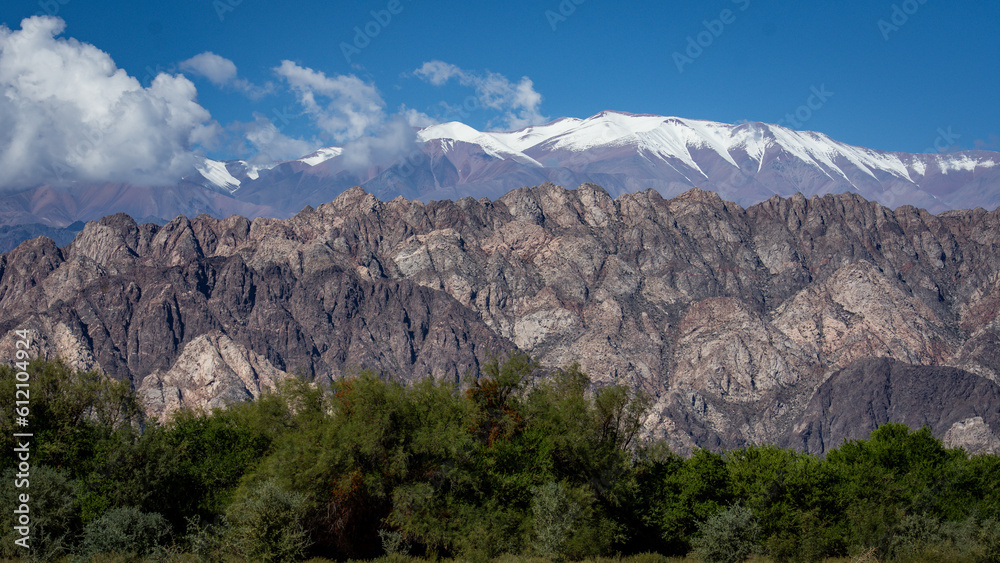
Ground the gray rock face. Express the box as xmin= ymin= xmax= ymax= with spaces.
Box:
xmin=787 ymin=358 xmax=1000 ymax=455
xmin=2 ymin=184 xmax=1000 ymax=452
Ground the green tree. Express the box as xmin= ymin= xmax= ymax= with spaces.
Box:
xmin=0 ymin=358 xmax=143 ymax=475
xmin=725 ymin=445 xmax=843 ymax=560
xmin=651 ymin=447 xmax=732 ymax=553
xmin=818 ymin=423 xmax=1000 ymax=560
xmin=128 ymin=397 xmax=283 ymax=528
xmin=244 ymin=372 xmax=479 ymax=558
xmin=624 ymin=442 xmax=686 ymax=554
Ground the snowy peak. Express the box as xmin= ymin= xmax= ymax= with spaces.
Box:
xmin=299 ymin=147 xmax=343 ymax=166
xmin=418 ymin=121 xmax=543 ymax=166
xmin=489 ymin=116 xmax=584 ymax=153
xmin=191 ymin=110 xmax=1000 ymax=213
xmin=417 ymin=121 xmax=486 ymax=144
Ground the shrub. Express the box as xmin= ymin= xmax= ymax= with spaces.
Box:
xmin=182 ymin=514 xmax=234 ymax=561
xmin=379 ymin=529 xmax=408 ymax=556
xmin=531 ymin=481 xmax=584 ymax=559
xmin=652 ymin=447 xmax=732 ymax=553
xmin=78 ymin=506 xmax=172 ymax=558
xmin=136 ymin=402 xmax=279 ymax=529
xmin=225 ymin=478 xmax=310 ymax=562
xmin=976 ymin=518 xmax=1000 ymax=562
xmin=691 ymin=504 xmax=762 ymax=563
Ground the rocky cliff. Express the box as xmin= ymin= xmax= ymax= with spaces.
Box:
xmin=3 ymin=184 xmax=999 ymax=453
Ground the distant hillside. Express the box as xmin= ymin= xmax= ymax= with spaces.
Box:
xmin=0 ymin=221 xmax=84 ymax=253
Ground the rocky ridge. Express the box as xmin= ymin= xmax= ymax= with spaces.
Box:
xmin=2 ymin=184 xmax=1000 ymax=453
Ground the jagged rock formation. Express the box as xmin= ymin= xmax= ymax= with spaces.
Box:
xmin=0 ymin=212 xmax=513 ymax=421
xmin=2 ymin=184 xmax=1000 ymax=453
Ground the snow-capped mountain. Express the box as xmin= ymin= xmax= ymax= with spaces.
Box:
xmin=3 ymin=111 xmax=998 ymax=232
xmin=194 ymin=110 xmax=1000 ymax=214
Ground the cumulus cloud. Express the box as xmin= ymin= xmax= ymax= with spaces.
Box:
xmin=0 ymin=16 xmax=218 ymax=189
xmin=274 ymin=60 xmax=387 ymax=143
xmin=180 ymin=51 xmax=274 ymax=99
xmin=400 ymin=106 xmax=439 ymax=128
xmin=340 ymin=116 xmax=419 ymax=172
xmin=413 ymin=60 xmax=547 ymax=130
xmin=269 ymin=61 xmax=427 ymax=170
xmin=239 ymin=114 xmax=318 ymax=165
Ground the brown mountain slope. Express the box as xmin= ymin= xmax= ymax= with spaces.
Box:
xmin=2 ymin=184 xmax=999 ymax=452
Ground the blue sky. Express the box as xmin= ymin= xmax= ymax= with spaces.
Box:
xmin=0 ymin=0 xmax=997 ymax=185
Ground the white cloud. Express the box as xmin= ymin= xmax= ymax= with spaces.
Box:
xmin=0 ymin=16 xmax=217 ymax=189
xmin=400 ymin=105 xmax=439 ymax=128
xmin=414 ymin=60 xmax=462 ymax=86
xmin=180 ymin=52 xmax=237 ymax=87
xmin=240 ymin=114 xmax=317 ymax=165
xmin=509 ymin=77 xmax=544 ymax=130
xmin=341 ymin=116 xmax=419 ymax=173
xmin=274 ymin=60 xmax=386 ymax=143
xmin=180 ymin=51 xmax=273 ymax=100
xmin=265 ymin=62 xmax=423 ymax=170
xmin=413 ymin=60 xmax=547 ymax=130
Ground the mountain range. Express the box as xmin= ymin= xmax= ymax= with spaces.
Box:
xmin=3 ymin=184 xmax=1000 ymax=454
xmin=1 ymin=111 xmax=998 ymax=253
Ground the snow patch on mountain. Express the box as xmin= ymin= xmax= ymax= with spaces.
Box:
xmin=490 ymin=116 xmax=583 ymax=152
xmin=418 ymin=121 xmax=544 ymax=166
xmin=299 ymin=147 xmax=344 ymax=167
xmin=939 ymin=156 xmax=996 ymax=174
xmin=196 ymin=159 xmax=241 ymax=193
xmin=542 ymin=111 xmax=670 ymax=152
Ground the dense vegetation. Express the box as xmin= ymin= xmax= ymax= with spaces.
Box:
xmin=2 ymin=356 xmax=999 ymax=562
